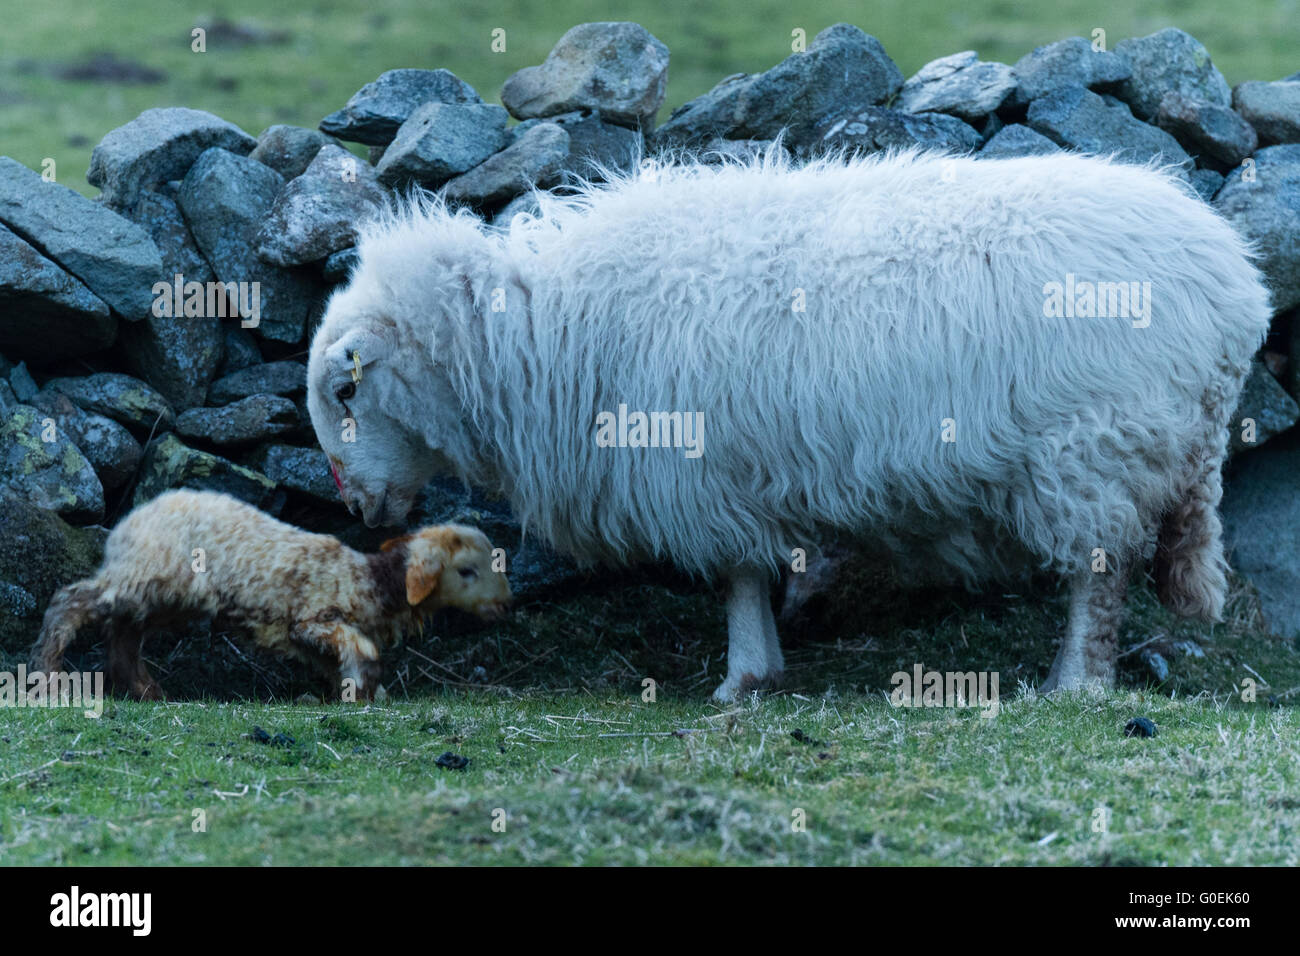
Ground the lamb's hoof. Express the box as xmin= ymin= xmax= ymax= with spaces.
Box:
xmin=712 ymin=670 xmax=784 ymax=703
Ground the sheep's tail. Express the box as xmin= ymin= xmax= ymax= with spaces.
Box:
xmin=30 ymin=579 xmax=106 ymax=674
xmin=1154 ymin=448 xmax=1228 ymax=621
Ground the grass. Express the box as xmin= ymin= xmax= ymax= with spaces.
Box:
xmin=3 ymin=568 xmax=1299 ymax=865
xmin=1 ymin=0 xmax=1297 ymax=196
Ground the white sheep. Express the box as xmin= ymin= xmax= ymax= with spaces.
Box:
xmin=31 ymin=489 xmax=511 ymax=699
xmin=306 ymin=149 xmax=1270 ymax=700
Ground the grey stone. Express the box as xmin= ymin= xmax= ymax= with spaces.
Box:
xmin=176 ymin=394 xmax=298 ymax=447
xmin=376 ymin=103 xmax=511 ymax=187
xmin=1232 ymin=81 xmax=1300 ymax=146
xmin=1188 ymin=167 xmax=1225 ymax=202
xmin=0 ymin=403 xmax=104 ymax=523
xmin=810 ymin=107 xmax=982 ymax=157
xmin=1140 ymin=649 xmax=1171 ymax=682
xmin=655 ymin=24 xmax=903 ymax=151
xmin=898 ymin=51 xmax=1017 ymax=121
xmin=0 ymin=380 xmax=15 ymax=411
xmin=88 ymin=107 xmax=257 ymax=213
xmin=1155 ymin=91 xmax=1258 ymax=166
xmin=1113 ymin=28 xmax=1231 ymax=121
xmin=115 ymin=185 xmax=223 ymax=409
xmin=980 ymin=123 xmax=1061 ymax=158
xmin=134 ymin=432 xmax=277 ymax=510
xmin=8 ymin=361 xmax=37 ymax=402
xmin=256 ymin=145 xmax=387 ymax=267
xmin=29 ymin=389 xmax=142 ymax=493
xmin=320 ymin=69 xmax=483 ymax=146
xmin=178 ymin=148 xmax=324 ymax=342
xmin=1011 ymin=36 xmax=1131 ymax=104
xmin=1027 ymin=84 xmax=1193 ymax=173
xmin=501 ymin=22 xmax=670 ymax=128
xmin=1228 ymin=361 xmax=1299 ymax=455
xmin=249 ymin=124 xmax=345 ymax=180
xmin=249 ymin=443 xmax=339 ymax=504
xmin=443 ymin=123 xmax=570 ymax=207
xmin=698 ymin=138 xmax=786 ymax=164
xmin=0 ymin=157 xmax=163 ymax=320
xmin=218 ymin=324 xmax=263 ymax=376
xmin=1216 ymin=144 xmax=1300 ymax=312
xmin=515 ymin=109 xmax=642 ymax=179
xmin=45 ymin=371 xmax=175 ymax=433
xmin=322 ymin=247 xmax=359 ymax=284
xmin=1222 ymin=431 xmax=1300 ymax=638
xmin=491 ymin=192 xmax=544 ymax=231
xmin=0 ymin=223 xmax=115 ymax=361
xmin=207 ymin=360 xmax=306 ymax=405
xmin=0 ymin=488 xmax=107 ymax=650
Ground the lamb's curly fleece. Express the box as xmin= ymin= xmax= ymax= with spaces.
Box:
xmin=314 ymin=148 xmax=1269 ymax=631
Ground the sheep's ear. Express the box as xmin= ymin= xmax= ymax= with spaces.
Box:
xmin=405 ymin=556 xmax=443 ymax=606
xmin=324 ymin=327 xmax=391 ymax=378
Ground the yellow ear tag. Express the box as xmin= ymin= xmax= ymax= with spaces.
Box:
xmin=351 ymin=351 xmax=363 ymax=385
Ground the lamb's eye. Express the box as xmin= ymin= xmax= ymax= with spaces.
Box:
xmin=336 ymin=382 xmax=356 ymax=402
xmin=458 ymin=567 xmax=478 ymax=580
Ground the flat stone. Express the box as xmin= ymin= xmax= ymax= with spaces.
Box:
xmin=320 ymin=69 xmax=483 ymax=146
xmin=45 ymin=371 xmax=175 ymax=433
xmin=175 ymin=393 xmax=298 ymax=447
xmin=810 ymin=106 xmax=982 ymax=157
xmin=1228 ymin=361 xmax=1299 ymax=454
xmin=1027 ymin=84 xmax=1192 ymax=173
xmin=207 ymin=360 xmax=306 ymax=405
xmin=898 ymin=51 xmax=1017 ymax=121
xmin=29 ymin=389 xmax=142 ymax=492
xmin=501 ymin=22 xmax=670 ymax=128
xmin=0 ymin=157 xmax=163 ymax=319
xmin=655 ymin=24 xmax=903 ymax=151
xmin=443 ymin=123 xmax=570 ymax=207
xmin=376 ymin=103 xmax=510 ymax=187
xmin=249 ymin=443 xmax=339 ymax=504
xmin=980 ymin=123 xmax=1061 ymax=158
xmin=134 ymin=432 xmax=277 ymax=510
xmin=1155 ymin=91 xmax=1258 ymax=166
xmin=0 ymin=223 xmax=115 ymax=361
xmin=88 ymin=107 xmax=257 ymax=213
xmin=1011 ymin=36 xmax=1131 ymax=104
xmin=1232 ymin=80 xmax=1300 ymax=147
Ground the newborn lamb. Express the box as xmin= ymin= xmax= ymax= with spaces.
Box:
xmin=30 ymin=489 xmax=511 ymax=699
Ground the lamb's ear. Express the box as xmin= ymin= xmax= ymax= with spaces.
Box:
xmin=405 ymin=553 xmax=443 ymax=606
xmin=324 ymin=327 xmax=392 ymax=380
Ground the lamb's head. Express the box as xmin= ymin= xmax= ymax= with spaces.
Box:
xmin=384 ymin=524 xmax=512 ymax=619
xmin=307 ymin=209 xmax=499 ymax=528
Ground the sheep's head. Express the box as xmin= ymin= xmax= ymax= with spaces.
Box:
xmin=383 ymin=524 xmax=512 ymax=618
xmin=307 ymin=208 xmax=499 ymax=528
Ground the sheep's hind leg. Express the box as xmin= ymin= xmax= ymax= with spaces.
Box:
xmin=1041 ymin=566 xmax=1128 ymax=693
xmin=713 ymin=568 xmax=785 ymax=702
xmin=107 ymin=621 xmax=167 ymax=700
xmin=291 ymin=621 xmax=382 ymax=701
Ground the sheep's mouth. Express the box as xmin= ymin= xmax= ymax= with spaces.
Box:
xmin=361 ymin=488 xmax=389 ymax=528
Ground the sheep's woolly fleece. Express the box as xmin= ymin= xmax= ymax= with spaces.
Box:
xmin=309 ymin=148 xmax=1270 ymax=592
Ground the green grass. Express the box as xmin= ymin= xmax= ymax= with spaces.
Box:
xmin=1 ymin=0 xmax=1296 ymax=196
xmin=3 ymin=570 xmax=1298 ymax=865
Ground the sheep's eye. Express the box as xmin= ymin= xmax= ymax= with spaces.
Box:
xmin=336 ymin=382 xmax=356 ymax=402
xmin=458 ymin=567 xmax=478 ymax=580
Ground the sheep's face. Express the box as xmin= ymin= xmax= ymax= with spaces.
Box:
xmin=392 ymin=524 xmax=512 ymax=618
xmin=307 ymin=302 xmax=445 ymax=528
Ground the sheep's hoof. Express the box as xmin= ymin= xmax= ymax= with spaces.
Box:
xmin=712 ymin=670 xmax=784 ymax=703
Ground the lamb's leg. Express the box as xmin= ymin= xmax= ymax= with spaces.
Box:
xmin=290 ymin=621 xmax=383 ymax=700
xmin=713 ymin=567 xmax=785 ymax=702
xmin=107 ymin=623 xmax=166 ymax=701
xmin=1041 ymin=566 xmax=1128 ymax=692
xmin=30 ymin=580 xmax=105 ymax=674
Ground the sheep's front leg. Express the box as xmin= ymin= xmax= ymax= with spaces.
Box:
xmin=290 ymin=621 xmax=383 ymax=700
xmin=1041 ymin=566 xmax=1128 ymax=692
xmin=713 ymin=568 xmax=785 ymax=702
